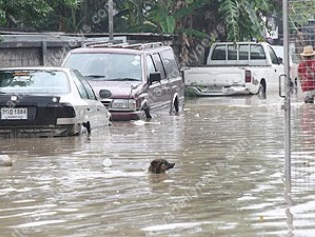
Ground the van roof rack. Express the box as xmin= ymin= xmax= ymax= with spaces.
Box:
xmin=83 ymin=39 xmax=124 ymax=47
xmin=83 ymin=41 xmax=164 ymax=50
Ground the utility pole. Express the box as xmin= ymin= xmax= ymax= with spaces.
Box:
xmin=108 ymin=0 xmax=114 ymax=41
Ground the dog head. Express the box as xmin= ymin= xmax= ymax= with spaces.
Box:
xmin=149 ymin=159 xmax=175 ymax=174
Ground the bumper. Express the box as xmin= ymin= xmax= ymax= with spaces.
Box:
xmin=110 ymin=111 xmax=142 ymax=121
xmin=186 ymin=85 xmax=250 ymax=97
xmin=0 ymin=124 xmax=80 ymax=138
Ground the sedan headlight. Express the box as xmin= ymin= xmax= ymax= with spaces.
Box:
xmin=110 ymin=99 xmax=136 ymax=111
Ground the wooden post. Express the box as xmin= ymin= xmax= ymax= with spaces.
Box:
xmin=41 ymin=41 xmax=47 ymax=66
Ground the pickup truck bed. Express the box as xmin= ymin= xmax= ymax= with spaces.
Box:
xmin=183 ymin=66 xmax=254 ymax=96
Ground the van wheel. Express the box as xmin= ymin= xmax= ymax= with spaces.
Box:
xmin=258 ymin=81 xmax=266 ymax=99
xmin=170 ymin=97 xmax=179 ymax=115
xmin=144 ymin=108 xmax=152 ymax=119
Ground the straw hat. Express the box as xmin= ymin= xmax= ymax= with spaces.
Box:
xmin=300 ymin=45 xmax=315 ymax=57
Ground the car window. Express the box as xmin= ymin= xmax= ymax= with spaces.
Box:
xmin=160 ymin=49 xmax=180 ymax=78
xmin=71 ymin=71 xmax=89 ymax=99
xmin=152 ymin=53 xmax=166 ymax=79
xmin=0 ymin=70 xmax=70 ymax=95
xmin=72 ymin=70 xmax=97 ymax=100
xmin=64 ymin=53 xmax=142 ymax=81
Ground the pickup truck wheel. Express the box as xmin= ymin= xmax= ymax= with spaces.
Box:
xmin=258 ymin=82 xmax=266 ymax=99
xmin=82 ymin=122 xmax=91 ymax=134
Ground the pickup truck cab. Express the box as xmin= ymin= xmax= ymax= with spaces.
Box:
xmin=62 ymin=41 xmax=184 ymax=121
xmin=183 ymin=42 xmax=284 ymax=97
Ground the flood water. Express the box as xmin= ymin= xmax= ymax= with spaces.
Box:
xmin=1 ymin=94 xmax=315 ymax=237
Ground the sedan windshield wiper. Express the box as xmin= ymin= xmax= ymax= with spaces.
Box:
xmin=111 ymin=78 xmax=140 ymax=81
xmin=85 ymin=75 xmax=106 ymax=80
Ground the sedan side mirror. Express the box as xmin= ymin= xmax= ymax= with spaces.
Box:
xmin=149 ymin=72 xmax=161 ymax=85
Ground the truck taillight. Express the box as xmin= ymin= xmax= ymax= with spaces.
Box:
xmin=245 ymin=70 xmax=252 ymax=83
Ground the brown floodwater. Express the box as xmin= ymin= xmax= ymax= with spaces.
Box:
xmin=1 ymin=94 xmax=315 ymax=237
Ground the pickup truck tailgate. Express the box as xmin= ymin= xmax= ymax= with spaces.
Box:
xmin=184 ymin=66 xmax=246 ymax=86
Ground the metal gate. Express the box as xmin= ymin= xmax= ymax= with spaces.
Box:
xmin=284 ymin=0 xmax=315 ymax=185
xmin=284 ymin=0 xmax=315 ymax=235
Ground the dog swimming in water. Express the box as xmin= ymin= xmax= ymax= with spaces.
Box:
xmin=148 ymin=159 xmax=175 ymax=174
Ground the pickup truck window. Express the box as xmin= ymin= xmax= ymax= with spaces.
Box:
xmin=267 ymin=45 xmax=280 ymax=64
xmin=212 ymin=44 xmax=267 ymax=61
xmin=239 ymin=44 xmax=249 ymax=60
xmin=211 ymin=45 xmax=225 ymax=60
xmin=228 ymin=45 xmax=237 ymax=60
xmin=250 ymin=45 xmax=266 ymax=60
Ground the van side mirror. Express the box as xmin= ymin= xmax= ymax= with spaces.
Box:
xmin=149 ymin=72 xmax=161 ymax=84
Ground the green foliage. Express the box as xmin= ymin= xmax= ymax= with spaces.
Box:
xmin=218 ymin=0 xmax=239 ymax=41
xmin=0 ymin=0 xmax=282 ymax=43
xmin=239 ymin=1 xmax=263 ymax=40
xmin=181 ymin=28 xmax=209 ymax=38
xmin=290 ymin=1 xmax=315 ymax=29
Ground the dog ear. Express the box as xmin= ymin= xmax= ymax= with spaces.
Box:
xmin=151 ymin=160 xmax=157 ymax=167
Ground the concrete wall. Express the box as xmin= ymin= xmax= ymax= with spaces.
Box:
xmin=0 ymin=34 xmax=179 ymax=68
xmin=0 ymin=39 xmax=82 ymax=67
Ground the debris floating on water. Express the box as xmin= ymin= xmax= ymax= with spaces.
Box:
xmin=102 ymin=158 xmax=113 ymax=167
xmin=0 ymin=155 xmax=13 ymax=167
xmin=133 ymin=120 xmax=161 ymax=126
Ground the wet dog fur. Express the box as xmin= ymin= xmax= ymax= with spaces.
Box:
xmin=148 ymin=159 xmax=175 ymax=174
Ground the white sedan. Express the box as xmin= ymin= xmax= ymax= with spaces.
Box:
xmin=0 ymin=67 xmax=111 ymax=137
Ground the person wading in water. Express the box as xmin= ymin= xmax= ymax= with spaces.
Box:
xmin=298 ymin=45 xmax=315 ymax=103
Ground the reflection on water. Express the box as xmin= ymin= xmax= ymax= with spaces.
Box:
xmin=1 ymin=95 xmax=315 ymax=236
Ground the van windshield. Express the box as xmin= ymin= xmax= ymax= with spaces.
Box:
xmin=64 ymin=53 xmax=142 ymax=81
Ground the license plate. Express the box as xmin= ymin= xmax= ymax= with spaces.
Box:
xmin=1 ymin=108 xmax=28 ymax=120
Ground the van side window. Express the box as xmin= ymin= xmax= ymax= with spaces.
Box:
xmin=146 ymin=55 xmax=156 ymax=78
xmin=160 ymin=50 xmax=180 ymax=78
xmin=152 ymin=53 xmax=166 ymax=79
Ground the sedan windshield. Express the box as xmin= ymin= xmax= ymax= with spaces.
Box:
xmin=64 ymin=53 xmax=142 ymax=81
xmin=0 ymin=70 xmax=70 ymax=95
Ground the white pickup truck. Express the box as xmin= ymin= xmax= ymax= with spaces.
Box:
xmin=182 ymin=42 xmax=284 ymax=97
